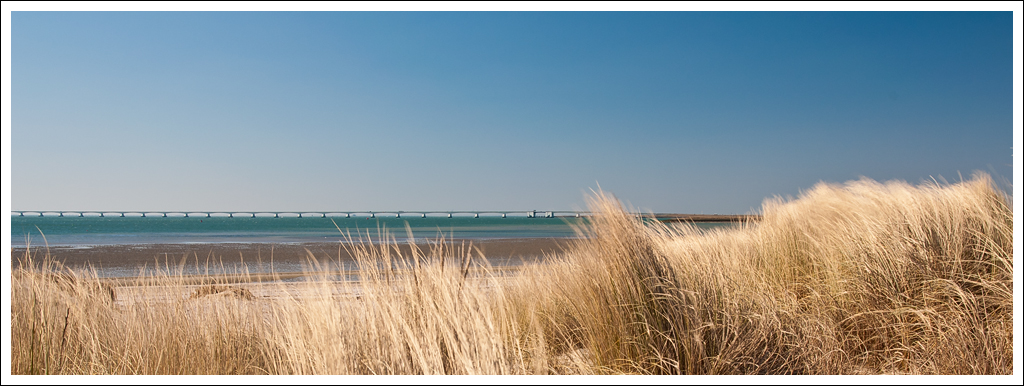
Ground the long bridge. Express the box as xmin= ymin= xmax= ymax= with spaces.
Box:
xmin=10 ymin=210 xmax=758 ymax=222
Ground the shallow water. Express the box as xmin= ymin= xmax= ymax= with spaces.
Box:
xmin=12 ymin=215 xmax=738 ymax=247
xmin=11 ymin=215 xmax=588 ymax=246
xmin=11 ymin=215 xmax=739 ymax=279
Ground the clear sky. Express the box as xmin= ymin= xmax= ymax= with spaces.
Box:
xmin=8 ymin=10 xmax=1015 ymax=214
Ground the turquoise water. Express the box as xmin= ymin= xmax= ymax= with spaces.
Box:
xmin=11 ymin=215 xmax=589 ymax=246
xmin=11 ymin=215 xmax=739 ymax=277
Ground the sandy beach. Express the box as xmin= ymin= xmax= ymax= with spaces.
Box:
xmin=12 ymin=238 xmax=566 ymax=307
xmin=11 ymin=238 xmax=574 ymax=275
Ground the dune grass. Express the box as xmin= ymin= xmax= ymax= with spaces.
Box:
xmin=9 ymin=173 xmax=1013 ymax=374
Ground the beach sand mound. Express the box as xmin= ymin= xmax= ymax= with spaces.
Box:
xmin=188 ymin=285 xmax=256 ymax=301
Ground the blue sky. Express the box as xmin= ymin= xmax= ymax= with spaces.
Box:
xmin=8 ymin=11 xmax=1015 ymax=213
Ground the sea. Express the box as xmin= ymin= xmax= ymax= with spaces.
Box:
xmin=10 ymin=214 xmax=737 ymax=278
xmin=10 ymin=215 xmax=592 ymax=247
xmin=10 ymin=214 xmax=738 ymax=247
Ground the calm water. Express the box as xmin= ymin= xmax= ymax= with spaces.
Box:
xmin=11 ymin=215 xmax=592 ymax=247
xmin=11 ymin=215 xmax=738 ymax=277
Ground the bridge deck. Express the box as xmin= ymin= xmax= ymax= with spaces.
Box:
xmin=12 ymin=211 xmax=760 ymax=222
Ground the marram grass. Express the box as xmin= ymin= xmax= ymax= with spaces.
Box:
xmin=10 ymin=173 xmax=1012 ymax=374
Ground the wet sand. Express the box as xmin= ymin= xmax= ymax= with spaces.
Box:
xmin=11 ymin=238 xmax=575 ymax=276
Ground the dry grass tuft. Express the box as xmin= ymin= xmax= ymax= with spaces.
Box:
xmin=514 ymin=172 xmax=1012 ymax=374
xmin=10 ymin=173 xmax=1012 ymax=374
